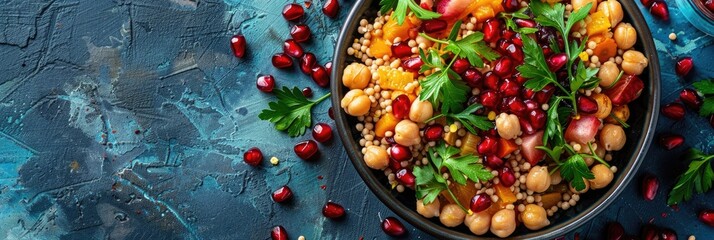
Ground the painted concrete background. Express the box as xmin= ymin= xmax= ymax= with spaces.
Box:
xmin=0 ymin=0 xmax=713 ymax=239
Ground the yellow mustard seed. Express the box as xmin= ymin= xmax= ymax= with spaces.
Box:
xmin=488 ymin=111 xmax=497 ymax=121
xmin=270 ymin=157 xmax=279 ymax=165
xmin=449 ymin=124 xmax=458 ymax=133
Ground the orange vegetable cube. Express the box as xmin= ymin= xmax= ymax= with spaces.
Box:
xmin=377 ymin=68 xmax=415 ymax=92
xmin=593 ymin=37 xmax=618 ymax=61
xmin=369 ymin=37 xmax=391 ymax=58
xmin=473 ymin=5 xmax=496 ymax=22
xmin=496 ymin=138 xmax=518 ymax=158
xmin=383 ymin=15 xmax=417 ymax=42
xmin=375 ymin=113 xmax=399 ymax=137
xmin=587 ymin=11 xmax=612 ymax=37
xmin=494 ymin=183 xmax=517 ymax=204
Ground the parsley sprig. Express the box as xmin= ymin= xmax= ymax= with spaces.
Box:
xmin=258 ymin=87 xmax=331 ymax=137
xmin=693 ymin=80 xmax=714 ymax=116
xmin=379 ymin=0 xmax=441 ymax=25
xmin=428 ymin=104 xmax=494 ymax=134
xmin=499 ymin=7 xmax=538 ymax=35
xmin=414 ymin=142 xmax=493 ymax=212
xmin=539 ymin=142 xmax=608 ymax=191
xmin=668 ymin=148 xmax=714 ymax=205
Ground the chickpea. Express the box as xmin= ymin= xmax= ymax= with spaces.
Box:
xmin=409 ymin=99 xmax=434 ymax=123
xmin=394 ymin=120 xmax=421 ymax=146
xmin=614 ymin=23 xmax=637 ymax=50
xmin=606 ymin=105 xmax=630 ymax=125
xmin=341 ymin=89 xmax=371 ymax=116
xmin=495 ymin=113 xmax=520 ymax=140
xmin=439 ymin=203 xmax=466 ymax=227
xmin=600 ymin=124 xmax=626 ymax=151
xmin=526 ymin=166 xmax=551 ymax=193
xmin=417 ymin=198 xmax=440 ymax=218
xmin=465 ymin=210 xmax=491 ymax=235
xmin=342 ymin=63 xmax=371 ymax=89
xmin=550 ymin=169 xmax=563 ymax=185
xmin=490 ymin=209 xmax=517 ymax=238
xmin=591 ymin=93 xmax=613 ymax=119
xmin=598 ymin=61 xmax=620 ymax=87
xmin=521 ymin=204 xmax=550 ymax=230
xmin=589 ymin=164 xmax=614 ymax=189
xmin=363 ymin=146 xmax=388 ymax=169
xmin=598 ymin=0 xmax=623 ymax=27
xmin=621 ymin=50 xmax=649 ymax=75
xmin=569 ymin=178 xmax=590 ymax=194
xmin=572 ymin=0 xmax=597 ymax=13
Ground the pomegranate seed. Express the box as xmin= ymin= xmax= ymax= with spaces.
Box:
xmin=272 ymin=53 xmax=293 ymax=69
xmin=302 ymin=87 xmax=313 ymax=97
xmin=312 ymin=123 xmax=333 ymax=143
xmin=325 ymin=62 xmax=333 ymax=76
xmin=706 ymin=0 xmax=714 ymax=11
xmin=659 ymin=228 xmax=677 ymax=240
xmin=606 ymin=222 xmax=626 ymax=240
xmin=505 ymin=97 xmax=527 ymax=115
xmin=390 ymin=144 xmax=412 ymax=161
xmin=462 ymin=68 xmax=483 ymax=87
xmin=452 ymin=58 xmax=470 ymax=74
xmin=524 ymin=99 xmax=539 ymax=110
xmin=659 ymin=134 xmax=684 ymax=150
xmin=519 ymin=118 xmax=535 ymax=135
xmin=290 ymin=24 xmax=311 ymax=43
xmin=300 ymin=53 xmax=317 ymax=75
xmin=402 ymin=57 xmax=424 ymax=72
xmin=484 ymin=71 xmax=500 ymax=90
xmin=272 ymin=185 xmax=293 ymax=203
xmin=230 ymin=35 xmax=246 ymax=58
xmin=675 ymin=57 xmax=693 ymax=76
xmin=322 ymin=202 xmax=345 ymax=219
xmin=502 ymin=42 xmax=524 ymax=63
xmin=424 ymin=124 xmax=444 ymax=142
xmin=392 ymin=94 xmax=411 ymax=119
xmin=641 ymin=225 xmax=661 ymax=240
xmin=283 ymin=39 xmax=304 ymax=58
xmin=493 ymin=57 xmax=514 ymax=77
xmin=641 ymin=0 xmax=656 ymax=7
xmin=483 ymin=18 xmax=501 ymax=43
xmin=328 ymin=106 xmax=334 ymax=120
xmin=641 ymin=174 xmax=659 ymax=201
xmin=243 ymin=147 xmax=263 ymax=166
xmin=522 ymin=88 xmax=536 ymax=100
xmin=680 ymin=88 xmax=702 ymax=110
xmin=381 ymin=217 xmax=407 ymax=237
xmin=282 ymin=4 xmax=304 ymax=21
xmin=699 ymin=209 xmax=714 ymax=226
xmin=650 ymin=1 xmax=670 ymax=21
xmin=547 ymin=53 xmax=568 ymax=72
xmin=480 ymin=90 xmax=502 ymax=109
xmin=529 ymin=109 xmax=547 ymax=130
xmin=256 ymin=75 xmax=276 ymax=93
xmin=271 ymin=226 xmax=288 ymax=240
xmin=577 ymin=95 xmax=599 ymax=114
xmin=322 ymin=0 xmax=339 ymax=18
xmin=294 ymin=140 xmax=319 ymax=160
xmin=388 ymin=157 xmax=402 ymax=171
xmin=311 ymin=66 xmax=330 ymax=88
xmin=514 ymin=19 xmax=536 ymax=28
xmin=478 ymin=137 xmax=499 ymax=155
xmin=534 ymin=85 xmax=556 ymax=104
xmin=470 ymin=193 xmax=493 ymax=213
xmin=396 ymin=168 xmax=416 ymax=188
xmin=391 ymin=42 xmax=412 ymax=58
xmin=660 ymin=102 xmax=686 ymax=121
xmin=499 ymin=78 xmax=521 ymax=97
xmin=499 ymin=167 xmax=516 ymax=187
xmin=484 ymin=154 xmax=504 ymax=169
xmin=501 ymin=0 xmax=519 ymax=12
xmin=422 ymin=19 xmax=447 ymax=33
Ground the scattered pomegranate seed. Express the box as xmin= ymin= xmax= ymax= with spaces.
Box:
xmin=499 ymin=78 xmax=521 ymax=97
xmin=649 ymin=1 xmax=670 ymax=21
xmin=282 ymin=4 xmax=304 ymax=21
xmin=272 ymin=185 xmax=294 ymax=203
xmin=300 ymin=53 xmax=317 ymax=75
xmin=534 ymin=85 xmax=556 ymax=104
xmin=641 ymin=0 xmax=656 ymax=7
xmin=501 ymin=0 xmax=519 ymax=12
xmin=680 ymin=88 xmax=702 ymax=110
xmin=424 ymin=124 xmax=444 ymax=142
xmin=312 ymin=123 xmax=333 ymax=143
xmin=470 ymin=193 xmax=492 ymax=213
xmin=230 ymin=35 xmax=246 ymax=58
xmin=659 ymin=228 xmax=677 ymax=240
xmin=381 ymin=217 xmax=407 ymax=237
xmin=272 ymin=53 xmax=293 ymax=68
xmin=402 ymin=57 xmax=424 ymax=72
xmin=514 ymin=18 xmax=536 ymax=28
xmin=484 ymin=71 xmax=500 ymax=90
xmin=483 ymin=18 xmax=501 ymax=43
xmin=506 ymin=97 xmax=527 ymax=115
xmin=302 ymin=87 xmax=313 ymax=98
xmin=328 ymin=106 xmax=334 ymax=120
xmin=422 ymin=19 xmax=447 ymax=33
xmin=294 ymin=140 xmax=319 ymax=160
xmin=283 ymin=39 xmax=304 ymax=58
xmin=577 ymin=95 xmax=599 ymax=114
xmin=641 ymin=174 xmax=659 ymax=201
xmin=324 ymin=62 xmax=333 ymax=76
xmin=641 ymin=224 xmax=661 ymax=240
xmin=529 ymin=109 xmax=547 ymax=130
xmin=660 ymin=102 xmax=686 ymax=121
xmin=256 ymin=75 xmax=276 ymax=93
xmin=396 ymin=168 xmax=416 ymax=188
xmin=499 ymin=41 xmax=524 ymax=63
xmin=290 ymin=24 xmax=311 ymax=43
xmin=480 ymin=90 xmax=502 ymax=109
xmin=706 ymin=0 xmax=714 ymax=11
xmin=271 ymin=226 xmax=289 ymax=240
xmin=462 ymin=68 xmax=483 ymax=87
xmin=390 ymin=144 xmax=412 ymax=161
xmin=391 ymin=42 xmax=412 ymax=58
xmin=499 ymin=167 xmax=516 ymax=187
xmin=389 ymin=157 xmax=402 ymax=171
xmin=605 ymin=222 xmax=626 ymax=240
xmin=659 ymin=134 xmax=685 ymax=150
xmin=478 ymin=137 xmax=499 ymax=155
xmin=322 ymin=202 xmax=345 ymax=219
xmin=322 ymin=0 xmax=339 ymax=18
xmin=493 ymin=57 xmax=515 ymax=77
xmin=311 ymin=66 xmax=330 ymax=88
xmin=452 ymin=58 xmax=470 ymax=74
xmin=484 ymin=154 xmax=505 ymax=169
xmin=699 ymin=209 xmax=714 ymax=226
xmin=547 ymin=53 xmax=568 ymax=72
xmin=243 ymin=147 xmax=263 ymax=166
xmin=675 ymin=57 xmax=694 ymax=76
xmin=392 ymin=95 xmax=411 ymax=119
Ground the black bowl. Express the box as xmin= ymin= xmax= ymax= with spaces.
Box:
xmin=331 ymin=1 xmax=660 ymax=238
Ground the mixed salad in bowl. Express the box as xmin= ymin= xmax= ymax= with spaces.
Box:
xmin=339 ymin=0 xmax=648 ymax=237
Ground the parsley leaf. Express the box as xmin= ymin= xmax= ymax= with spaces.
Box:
xmin=258 ymin=87 xmax=331 ymax=137
xmin=444 ymin=32 xmax=500 ymax=67
xmin=500 ymin=8 xmax=538 ymax=34
xmin=559 ymin=154 xmax=595 ymax=191
xmin=379 ymin=0 xmax=440 ymax=25
xmin=419 ymin=68 xmax=470 ymax=114
xmin=413 ymin=164 xmax=447 ymax=204
xmin=694 ymin=80 xmax=714 ymax=94
xmin=667 ymin=148 xmax=714 ymax=205
xmin=435 ymin=143 xmax=494 ymax=185
xmin=543 ymin=97 xmax=565 ymax=146
xmin=518 ymin=35 xmax=558 ymax=91
xmin=429 ymin=104 xmax=494 ymax=134
xmin=693 ymin=80 xmax=714 ymax=116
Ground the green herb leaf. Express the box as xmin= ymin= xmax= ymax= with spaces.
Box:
xmin=565 ymin=2 xmax=593 ymax=33
xmin=445 ymin=32 xmax=499 ymax=67
xmin=379 ymin=0 xmax=440 ymax=25
xmin=519 ymin=35 xmax=558 ymax=91
xmin=694 ymin=80 xmax=714 ymax=95
xmin=258 ymin=87 xmax=331 ymax=137
xmin=430 ymin=104 xmax=494 ymax=134
xmin=667 ymin=148 xmax=714 ymax=205
xmin=413 ymin=164 xmax=447 ymax=204
xmin=536 ymin=145 xmax=565 ymax=164
xmin=559 ymin=154 xmax=595 ymax=191
xmin=543 ymin=97 xmax=565 ymax=146
xmin=379 ymin=0 xmax=399 ymax=15
xmin=419 ymin=69 xmax=470 ymax=114
xmin=571 ymin=61 xmax=600 ymax=92
xmin=694 ymin=80 xmax=714 ymax=116
xmin=530 ymin=0 xmax=566 ymax=33
xmin=436 ymin=143 xmax=494 ymax=185
xmin=701 ymin=98 xmax=714 ymax=116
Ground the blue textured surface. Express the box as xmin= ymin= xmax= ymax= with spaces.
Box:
xmin=0 ymin=0 xmax=712 ymax=239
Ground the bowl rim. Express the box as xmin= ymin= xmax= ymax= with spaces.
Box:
xmin=330 ymin=1 xmax=660 ymax=238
